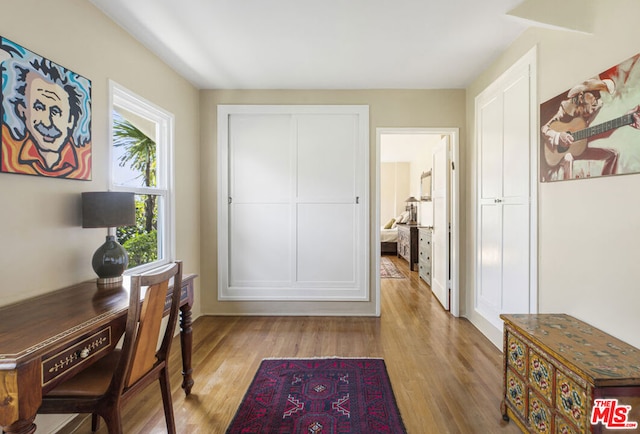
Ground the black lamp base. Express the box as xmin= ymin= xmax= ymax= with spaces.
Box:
xmin=92 ymin=235 xmax=129 ymax=287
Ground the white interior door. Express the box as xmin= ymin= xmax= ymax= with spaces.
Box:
xmin=432 ymin=137 xmax=449 ymax=310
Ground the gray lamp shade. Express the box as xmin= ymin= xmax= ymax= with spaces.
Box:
xmin=82 ymin=192 xmax=136 ymax=228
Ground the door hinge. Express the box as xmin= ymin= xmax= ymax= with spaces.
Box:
xmin=228 ymin=197 xmax=232 ymax=204
xmin=451 ymin=161 xmax=455 ymax=170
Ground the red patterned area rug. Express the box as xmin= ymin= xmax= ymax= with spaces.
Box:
xmin=226 ymin=358 xmax=407 ymax=433
xmin=380 ymin=256 xmax=405 ymax=279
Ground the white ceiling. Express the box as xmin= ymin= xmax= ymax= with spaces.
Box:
xmin=89 ymin=0 xmax=532 ymax=90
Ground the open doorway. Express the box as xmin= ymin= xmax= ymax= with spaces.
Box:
xmin=375 ymin=127 xmax=459 ymax=316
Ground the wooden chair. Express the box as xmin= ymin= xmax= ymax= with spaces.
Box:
xmin=38 ymin=261 xmax=183 ymax=433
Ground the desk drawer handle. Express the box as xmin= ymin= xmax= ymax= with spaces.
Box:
xmin=42 ymin=327 xmax=111 ymax=385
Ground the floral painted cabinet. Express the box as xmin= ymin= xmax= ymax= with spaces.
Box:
xmin=500 ymin=314 xmax=640 ymax=433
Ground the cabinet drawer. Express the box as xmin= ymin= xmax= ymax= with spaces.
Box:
xmin=555 ymin=370 xmax=588 ymax=432
xmin=507 ymin=332 xmax=527 ymax=377
xmin=529 ymin=389 xmax=552 ymax=433
xmin=419 ymin=248 xmax=431 ymax=264
xmin=506 ymin=368 xmax=527 ymax=419
xmin=42 ymin=326 xmax=112 ymax=386
xmin=418 ymin=234 xmax=431 ymax=248
xmin=529 ymin=349 xmax=554 ymax=404
xmin=555 ymin=416 xmax=579 ymax=434
xmin=418 ymin=263 xmax=431 ymax=284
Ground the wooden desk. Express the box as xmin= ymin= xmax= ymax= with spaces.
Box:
xmin=0 ymin=274 xmax=196 ymax=434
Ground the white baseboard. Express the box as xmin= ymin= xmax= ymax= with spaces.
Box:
xmin=465 ymin=310 xmax=504 ymax=350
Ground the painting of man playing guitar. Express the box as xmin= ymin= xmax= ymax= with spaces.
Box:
xmin=540 ymin=52 xmax=640 ymax=181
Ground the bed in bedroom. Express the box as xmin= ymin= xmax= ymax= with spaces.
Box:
xmin=381 ymin=226 xmax=398 ymax=255
xmin=380 ymin=211 xmax=409 ymax=255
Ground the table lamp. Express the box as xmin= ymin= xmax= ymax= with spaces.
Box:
xmin=405 ymin=196 xmax=419 ymax=225
xmin=82 ymin=192 xmax=136 ymax=287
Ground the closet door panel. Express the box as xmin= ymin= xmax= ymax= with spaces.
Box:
xmin=502 ymin=203 xmax=530 ymax=313
xmin=478 ymin=204 xmax=502 ymax=312
xmin=503 ymin=73 xmax=531 ymax=199
xmin=229 ymin=203 xmax=291 ymax=286
xmin=296 ymin=203 xmax=355 ymax=284
xmin=228 ymin=113 xmax=293 ymax=288
xmin=229 ymin=114 xmax=292 ymax=203
xmin=295 ymin=113 xmax=360 ymax=286
xmin=479 ymin=96 xmax=503 ymax=200
xmin=296 ymin=114 xmax=357 ymax=200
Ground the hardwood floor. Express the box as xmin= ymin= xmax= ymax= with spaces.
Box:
xmin=60 ymin=255 xmax=520 ymax=433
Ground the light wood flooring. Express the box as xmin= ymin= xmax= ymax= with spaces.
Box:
xmin=61 ymin=255 xmax=520 ymax=433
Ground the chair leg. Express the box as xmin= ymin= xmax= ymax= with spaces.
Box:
xmin=91 ymin=413 xmax=101 ymax=432
xmin=98 ymin=406 xmax=123 ymax=434
xmin=159 ymin=367 xmax=177 ymax=434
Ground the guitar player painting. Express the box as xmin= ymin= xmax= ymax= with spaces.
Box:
xmin=540 ymin=52 xmax=640 ymax=182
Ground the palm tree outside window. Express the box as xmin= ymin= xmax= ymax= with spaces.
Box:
xmin=109 ymin=81 xmax=174 ymax=272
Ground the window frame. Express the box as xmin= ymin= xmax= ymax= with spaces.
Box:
xmin=108 ymin=80 xmax=175 ymax=274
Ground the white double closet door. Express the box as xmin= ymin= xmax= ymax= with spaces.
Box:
xmin=475 ymin=49 xmax=537 ymax=330
xmin=218 ymin=105 xmax=369 ymax=301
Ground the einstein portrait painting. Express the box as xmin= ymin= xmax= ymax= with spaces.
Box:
xmin=1 ymin=37 xmax=91 ymax=180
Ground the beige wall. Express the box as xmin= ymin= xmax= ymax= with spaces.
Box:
xmin=0 ymin=0 xmax=201 ymax=313
xmin=381 ymin=162 xmax=410 ymax=224
xmin=200 ymin=90 xmax=465 ymax=315
xmin=465 ymin=0 xmax=640 ymax=347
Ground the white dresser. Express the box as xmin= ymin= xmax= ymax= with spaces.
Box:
xmin=418 ymin=227 xmax=432 ymax=285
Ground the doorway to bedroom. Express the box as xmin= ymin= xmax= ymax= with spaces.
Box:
xmin=376 ymin=128 xmax=459 ymax=317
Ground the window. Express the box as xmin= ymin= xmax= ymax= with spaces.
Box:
xmin=109 ymin=81 xmax=175 ymax=273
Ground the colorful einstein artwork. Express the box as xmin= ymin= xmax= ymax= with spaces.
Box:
xmin=540 ymin=53 xmax=640 ymax=182
xmin=0 ymin=37 xmax=91 ymax=180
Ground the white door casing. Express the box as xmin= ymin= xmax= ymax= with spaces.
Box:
xmin=218 ymin=105 xmax=369 ymax=301
xmin=375 ymin=127 xmax=460 ymax=317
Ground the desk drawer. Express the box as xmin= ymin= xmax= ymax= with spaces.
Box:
xmin=164 ymin=284 xmax=189 ymax=312
xmin=42 ymin=327 xmax=112 ymax=386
